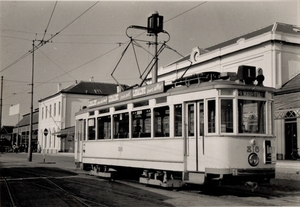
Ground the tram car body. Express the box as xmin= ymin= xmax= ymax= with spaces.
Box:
xmin=75 ymin=66 xmax=276 ymax=187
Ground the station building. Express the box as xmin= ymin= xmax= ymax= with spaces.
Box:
xmin=12 ymin=109 xmax=39 ymax=152
xmin=38 ymin=80 xmax=120 ymax=154
xmin=151 ymin=22 xmax=300 ymax=160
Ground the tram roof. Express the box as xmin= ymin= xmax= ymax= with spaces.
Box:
xmin=76 ymin=77 xmax=275 ymax=115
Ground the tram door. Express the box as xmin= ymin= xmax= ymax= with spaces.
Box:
xmin=185 ymin=101 xmax=204 ymax=172
xmin=75 ymin=119 xmax=84 ymax=166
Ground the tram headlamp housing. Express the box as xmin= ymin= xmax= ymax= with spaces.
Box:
xmin=248 ymin=153 xmax=259 ymax=166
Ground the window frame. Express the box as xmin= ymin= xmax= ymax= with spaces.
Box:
xmin=154 ymin=106 xmax=170 ymax=138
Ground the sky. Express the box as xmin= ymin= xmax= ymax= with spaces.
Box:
xmin=0 ymin=0 xmax=299 ymax=126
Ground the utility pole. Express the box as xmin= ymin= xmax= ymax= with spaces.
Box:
xmin=0 ymin=76 xmax=3 ymax=140
xmin=28 ymin=41 xmax=34 ymax=162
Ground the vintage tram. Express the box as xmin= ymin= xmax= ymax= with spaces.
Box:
xmin=74 ymin=65 xmax=276 ymax=188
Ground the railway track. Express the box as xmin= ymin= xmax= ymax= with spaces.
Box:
xmin=0 ymin=168 xmax=109 ymax=207
xmin=1 ymin=167 xmax=299 ymax=206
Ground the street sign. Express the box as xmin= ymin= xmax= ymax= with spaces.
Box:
xmin=44 ymin=129 xmax=48 ymax=136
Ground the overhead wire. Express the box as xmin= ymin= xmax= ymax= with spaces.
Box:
xmin=164 ymin=1 xmax=207 ymax=23
xmin=0 ymin=1 xmax=99 ymax=74
xmin=3 ymin=1 xmax=206 ymax=103
xmin=39 ymin=1 xmax=208 ymax=85
xmin=37 ymin=47 xmax=76 ymax=81
xmin=0 ymin=35 xmax=32 ymax=41
xmin=42 ymin=1 xmax=58 ymax=41
xmin=2 ymin=1 xmax=100 ymax=102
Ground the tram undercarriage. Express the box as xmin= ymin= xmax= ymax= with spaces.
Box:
xmin=83 ymin=163 xmax=275 ymax=191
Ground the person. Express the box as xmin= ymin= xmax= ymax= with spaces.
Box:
xmin=135 ymin=120 xmax=141 ymax=133
xmin=133 ymin=120 xmax=141 ymax=138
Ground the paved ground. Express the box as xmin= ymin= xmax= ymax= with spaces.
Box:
xmin=1 ymin=152 xmax=300 ymax=206
xmin=1 ymin=152 xmax=300 ymax=174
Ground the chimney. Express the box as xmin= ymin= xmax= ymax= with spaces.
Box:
xmin=58 ymin=83 xmax=62 ymax=92
xmin=90 ymin=77 xmax=94 ymax=82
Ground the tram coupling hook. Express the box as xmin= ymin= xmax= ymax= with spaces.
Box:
xmin=245 ymin=181 xmax=258 ymax=192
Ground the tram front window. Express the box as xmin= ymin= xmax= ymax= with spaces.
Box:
xmin=208 ymin=100 xmax=216 ymax=133
xmin=238 ymin=100 xmax=266 ymax=134
xmin=221 ymin=99 xmax=233 ymax=133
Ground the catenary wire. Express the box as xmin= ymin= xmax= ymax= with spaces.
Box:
xmin=42 ymin=1 xmax=58 ymax=41
xmin=37 ymin=47 xmax=76 ymax=81
xmin=0 ymin=1 xmax=99 ymax=74
xmin=2 ymin=2 xmax=205 ymax=104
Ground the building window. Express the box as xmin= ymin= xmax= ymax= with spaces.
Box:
xmin=45 ymin=106 xmax=48 ymax=118
xmin=54 ymin=103 xmax=56 ymax=116
xmin=49 ymin=105 xmax=52 ymax=117
xmin=58 ymin=102 xmax=61 ymax=116
xmin=42 ymin=107 xmax=44 ymax=119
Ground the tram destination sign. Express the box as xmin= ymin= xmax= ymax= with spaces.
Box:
xmin=132 ymin=81 xmax=164 ymax=98
xmin=238 ymin=90 xmax=265 ymax=98
xmin=89 ymin=81 xmax=165 ymax=107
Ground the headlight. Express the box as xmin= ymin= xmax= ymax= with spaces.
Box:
xmin=248 ymin=153 xmax=259 ymax=166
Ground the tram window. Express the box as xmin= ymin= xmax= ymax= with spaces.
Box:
xmin=156 ymin=96 xmax=167 ymax=104
xmin=154 ymin=106 xmax=170 ymax=137
xmin=88 ymin=118 xmax=96 ymax=140
xmin=84 ymin=119 xmax=87 ymax=141
xmin=238 ymin=100 xmax=266 ymax=134
xmin=208 ymin=100 xmax=216 ymax=133
xmin=199 ymin=102 xmax=204 ymax=136
xmin=132 ymin=109 xmax=151 ymax=138
xmin=99 ymin=108 xmax=109 ymax=114
xmin=133 ymin=101 xmax=149 ymax=108
xmin=89 ymin=111 xmax=95 ymax=116
xmin=188 ymin=104 xmax=195 ymax=136
xmin=113 ymin=113 xmax=129 ymax=139
xmin=115 ymin=105 xmax=127 ymax=111
xmin=221 ymin=99 xmax=233 ymax=133
xmin=174 ymin=104 xmax=182 ymax=136
xmin=97 ymin=115 xmax=111 ymax=139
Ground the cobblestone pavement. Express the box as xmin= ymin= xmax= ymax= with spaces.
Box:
xmin=1 ymin=152 xmax=300 ymax=206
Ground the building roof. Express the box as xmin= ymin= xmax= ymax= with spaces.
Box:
xmin=1 ymin=126 xmax=14 ymax=134
xmin=52 ymin=126 xmax=75 ymax=138
xmin=275 ymin=73 xmax=300 ymax=111
xmin=166 ymin=22 xmax=300 ymax=66
xmin=15 ymin=110 xmax=39 ymax=127
xmin=61 ymin=81 xmax=120 ymax=95
xmin=39 ymin=81 xmax=126 ymax=102
xmin=275 ymin=73 xmax=300 ymax=95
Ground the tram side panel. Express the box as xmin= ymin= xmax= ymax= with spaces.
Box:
xmin=82 ymin=138 xmax=185 ymax=172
